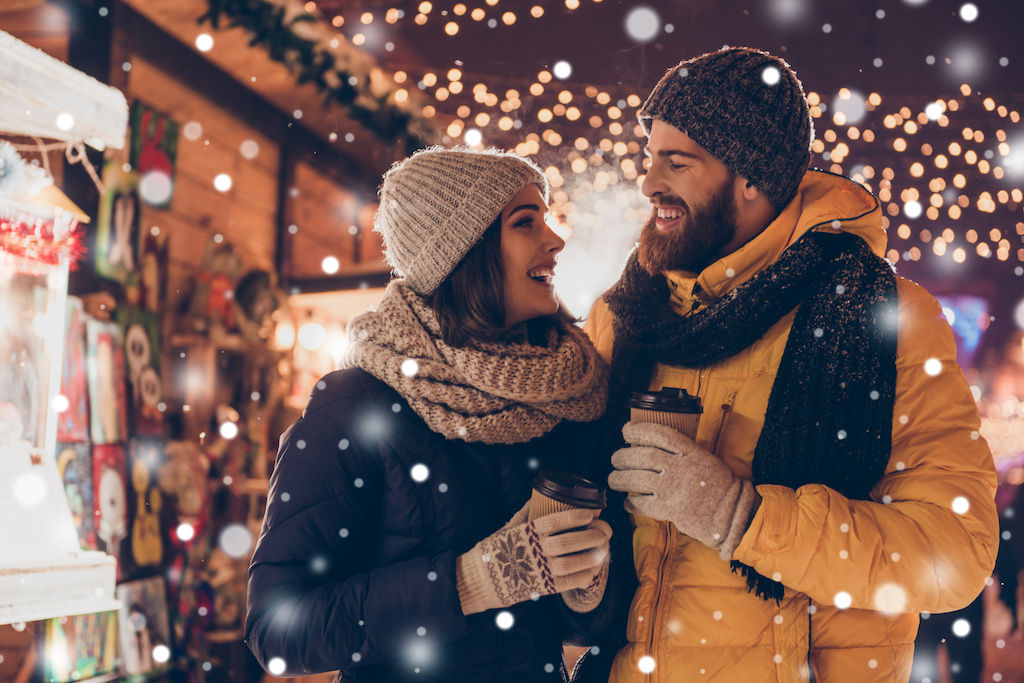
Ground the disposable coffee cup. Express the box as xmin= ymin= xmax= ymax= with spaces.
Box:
xmin=628 ymin=387 xmax=703 ymax=440
xmin=528 ymin=470 xmax=606 ymax=521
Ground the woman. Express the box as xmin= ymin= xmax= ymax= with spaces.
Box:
xmin=245 ymin=147 xmax=614 ymax=682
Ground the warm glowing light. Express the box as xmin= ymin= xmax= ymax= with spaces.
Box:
xmin=298 ymin=322 xmax=327 ymax=350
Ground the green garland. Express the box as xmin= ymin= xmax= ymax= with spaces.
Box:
xmin=199 ymin=0 xmax=427 ymax=153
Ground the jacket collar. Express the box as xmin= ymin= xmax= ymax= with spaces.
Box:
xmin=665 ymin=169 xmax=885 ymax=312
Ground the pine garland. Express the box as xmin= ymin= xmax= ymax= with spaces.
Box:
xmin=199 ymin=0 xmax=428 ymax=153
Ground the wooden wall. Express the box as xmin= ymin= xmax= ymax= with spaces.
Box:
xmin=288 ymin=160 xmax=361 ymax=279
xmin=120 ymin=57 xmax=281 ymax=310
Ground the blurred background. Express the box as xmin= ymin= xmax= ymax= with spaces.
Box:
xmin=0 ymin=0 xmax=1021 ymax=681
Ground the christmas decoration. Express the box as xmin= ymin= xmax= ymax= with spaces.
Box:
xmin=199 ymin=0 xmax=429 ymax=152
xmin=0 ymin=209 xmax=85 ymax=271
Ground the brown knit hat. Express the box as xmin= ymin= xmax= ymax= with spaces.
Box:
xmin=374 ymin=146 xmax=549 ymax=295
xmin=638 ymin=46 xmax=814 ymax=209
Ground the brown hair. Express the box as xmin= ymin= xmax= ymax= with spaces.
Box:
xmin=429 ymin=216 xmax=573 ymax=347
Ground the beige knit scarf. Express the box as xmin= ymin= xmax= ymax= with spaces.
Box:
xmin=341 ymin=281 xmax=609 ymax=444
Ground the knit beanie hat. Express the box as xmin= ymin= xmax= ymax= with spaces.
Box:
xmin=374 ymin=146 xmax=549 ymax=295
xmin=638 ymin=46 xmax=813 ymax=209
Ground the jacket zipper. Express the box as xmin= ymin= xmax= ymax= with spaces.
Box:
xmin=646 ymin=521 xmax=672 ymax=682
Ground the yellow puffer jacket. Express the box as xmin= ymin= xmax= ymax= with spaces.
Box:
xmin=584 ymin=170 xmax=999 ymax=682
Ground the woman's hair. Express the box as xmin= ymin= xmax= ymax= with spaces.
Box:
xmin=428 ymin=214 xmax=573 ymax=347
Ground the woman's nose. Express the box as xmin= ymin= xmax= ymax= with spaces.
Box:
xmin=544 ymin=223 xmax=566 ymax=254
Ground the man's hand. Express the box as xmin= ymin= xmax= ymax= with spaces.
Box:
xmin=607 ymin=421 xmax=760 ymax=560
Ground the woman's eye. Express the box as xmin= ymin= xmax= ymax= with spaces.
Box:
xmin=515 ymin=217 xmax=534 ymax=228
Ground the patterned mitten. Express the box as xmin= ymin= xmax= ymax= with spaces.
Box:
xmin=456 ymin=508 xmax=611 ymax=615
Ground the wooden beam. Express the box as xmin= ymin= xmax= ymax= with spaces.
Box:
xmin=286 ymin=271 xmax=391 ymax=294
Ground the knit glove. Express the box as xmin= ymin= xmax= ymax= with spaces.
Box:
xmin=456 ymin=507 xmax=611 ymax=615
xmin=607 ymin=421 xmax=761 ymax=560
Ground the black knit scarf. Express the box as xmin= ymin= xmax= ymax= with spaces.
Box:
xmin=604 ymin=230 xmax=898 ymax=602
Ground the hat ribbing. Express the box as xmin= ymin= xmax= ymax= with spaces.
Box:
xmin=374 ymin=146 xmax=549 ymax=295
xmin=638 ymin=47 xmax=814 ymax=209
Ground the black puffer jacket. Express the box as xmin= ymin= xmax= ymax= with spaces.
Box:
xmin=245 ymin=368 xmax=620 ymax=682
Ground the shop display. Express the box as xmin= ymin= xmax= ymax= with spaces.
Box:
xmin=39 ymin=610 xmax=119 ymax=683
xmin=0 ymin=141 xmax=119 ymax=626
xmin=129 ymin=101 xmax=179 ymax=209
xmin=127 ymin=438 xmax=166 ymax=573
xmin=91 ymin=444 xmax=128 ymax=579
xmin=94 ymin=160 xmax=140 ymax=283
xmin=188 ymin=240 xmax=243 ymax=336
xmin=85 ymin=320 xmax=129 ymax=444
xmin=118 ymin=305 xmax=164 ymax=437
xmin=115 ymin=575 xmax=172 ymax=676
xmin=56 ymin=296 xmax=90 ymax=442
xmin=56 ymin=442 xmax=96 ymax=551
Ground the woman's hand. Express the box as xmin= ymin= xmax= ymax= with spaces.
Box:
xmin=560 ymin=516 xmax=611 ymax=613
xmin=456 ymin=508 xmax=611 ymax=615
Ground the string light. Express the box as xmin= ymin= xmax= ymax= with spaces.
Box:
xmin=308 ymin=7 xmax=1021 ymax=270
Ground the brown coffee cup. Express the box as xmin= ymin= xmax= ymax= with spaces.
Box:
xmin=528 ymin=470 xmax=606 ymax=521
xmin=628 ymin=387 xmax=703 ymax=440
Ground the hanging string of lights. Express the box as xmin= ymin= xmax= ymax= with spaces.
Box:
xmin=223 ymin=0 xmax=1023 ymax=273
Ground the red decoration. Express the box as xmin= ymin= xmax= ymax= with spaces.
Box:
xmin=0 ymin=213 xmax=85 ymax=269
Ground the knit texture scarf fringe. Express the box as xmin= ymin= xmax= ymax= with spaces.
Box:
xmin=605 ymin=231 xmax=898 ymax=602
xmin=342 ymin=280 xmax=609 ymax=445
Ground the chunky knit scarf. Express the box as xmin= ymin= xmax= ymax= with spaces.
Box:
xmin=342 ymin=281 xmax=608 ymax=445
xmin=605 ymin=231 xmax=898 ymax=601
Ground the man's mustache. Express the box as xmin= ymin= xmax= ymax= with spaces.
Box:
xmin=650 ymin=194 xmax=688 ymax=212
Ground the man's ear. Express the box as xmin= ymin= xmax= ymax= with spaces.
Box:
xmin=739 ymin=178 xmax=762 ymax=202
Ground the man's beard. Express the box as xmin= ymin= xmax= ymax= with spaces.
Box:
xmin=637 ymin=178 xmax=739 ymax=275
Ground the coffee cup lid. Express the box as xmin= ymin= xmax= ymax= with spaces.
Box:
xmin=628 ymin=387 xmax=702 ymax=413
xmin=533 ymin=470 xmax=606 ymax=510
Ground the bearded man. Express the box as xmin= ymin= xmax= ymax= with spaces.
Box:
xmin=585 ymin=46 xmax=998 ymax=682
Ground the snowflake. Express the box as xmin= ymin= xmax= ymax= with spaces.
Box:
xmin=494 ymin=534 xmax=534 ymax=588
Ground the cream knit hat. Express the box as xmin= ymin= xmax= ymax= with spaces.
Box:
xmin=374 ymin=146 xmax=549 ymax=295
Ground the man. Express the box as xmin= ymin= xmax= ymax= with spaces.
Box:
xmin=586 ymin=46 xmax=999 ymax=682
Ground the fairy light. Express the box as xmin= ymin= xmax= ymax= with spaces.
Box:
xmin=355 ymin=21 xmax=1020 ymax=268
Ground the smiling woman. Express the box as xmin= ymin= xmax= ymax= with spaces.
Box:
xmin=245 ymin=146 xmax=617 ymax=683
